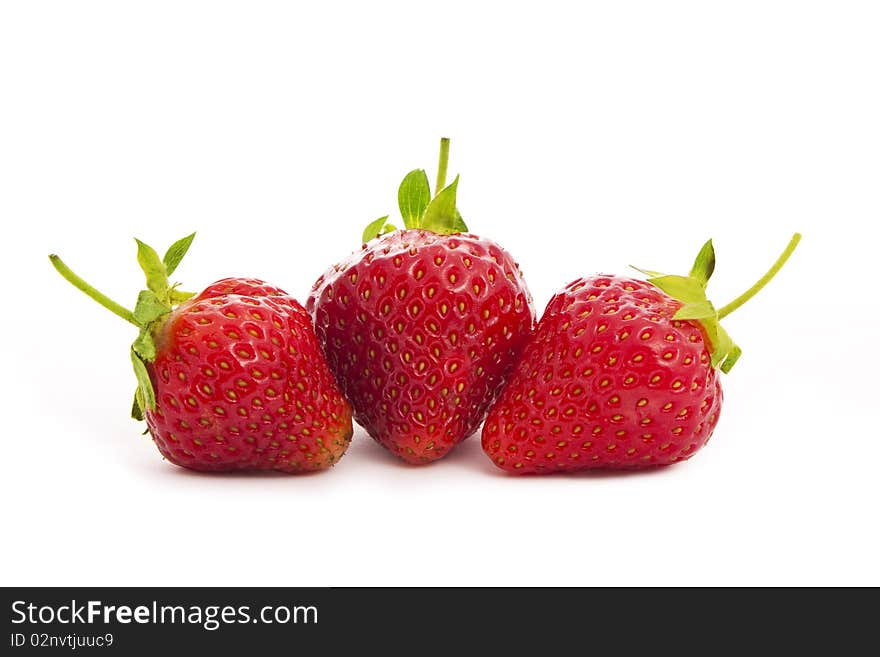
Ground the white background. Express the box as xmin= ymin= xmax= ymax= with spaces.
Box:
xmin=1 ymin=1 xmax=878 ymax=586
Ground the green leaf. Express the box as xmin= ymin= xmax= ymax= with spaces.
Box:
xmin=162 ymin=232 xmax=196 ymax=276
xmin=720 ymin=343 xmax=742 ymax=374
xmin=169 ymin=288 xmax=196 ymax=304
xmin=131 ymin=387 xmax=145 ymax=421
xmin=630 ymin=266 xmax=666 ymax=278
xmin=637 ymin=237 xmax=753 ymax=375
xmin=422 ymin=176 xmax=464 ymax=235
xmin=132 ymin=327 xmax=157 ymax=361
xmin=362 ymin=216 xmax=390 ymax=244
xmin=132 ymin=290 xmax=169 ymax=325
xmin=678 ymin=303 xmax=741 ymax=373
xmin=646 ymin=275 xmax=708 ymax=304
xmin=398 ymin=169 xmax=431 ymax=229
xmin=672 ymin=300 xmax=717 ymax=321
xmin=130 ymin=349 xmax=156 ymax=411
xmin=689 ymin=239 xmax=716 ymax=287
xmin=704 ymin=320 xmax=734 ymax=369
xmin=135 ymin=239 xmax=169 ymax=296
xmin=451 ymin=208 xmax=468 ymax=233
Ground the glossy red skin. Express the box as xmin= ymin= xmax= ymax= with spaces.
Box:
xmin=482 ymin=275 xmax=722 ymax=473
xmin=307 ymin=230 xmax=535 ymax=464
xmin=145 ymin=278 xmax=353 ymax=472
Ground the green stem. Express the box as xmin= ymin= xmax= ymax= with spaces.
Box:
xmin=717 ymin=233 xmax=802 ymax=319
xmin=435 ymin=137 xmax=450 ymax=195
xmin=49 ymin=254 xmax=139 ymax=326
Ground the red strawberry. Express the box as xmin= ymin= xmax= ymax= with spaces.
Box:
xmin=50 ymin=235 xmax=352 ymax=472
xmin=482 ymin=235 xmax=801 ymax=473
xmin=307 ymin=139 xmax=535 ymax=463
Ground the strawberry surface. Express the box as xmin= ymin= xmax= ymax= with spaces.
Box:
xmin=482 ymin=276 xmax=722 ymax=472
xmin=308 ymin=230 xmax=534 ymax=463
xmin=147 ymin=278 xmax=353 ymax=472
xmin=51 ymin=236 xmax=353 ymax=473
xmin=482 ymin=235 xmax=801 ymax=473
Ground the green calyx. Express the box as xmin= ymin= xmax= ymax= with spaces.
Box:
xmin=49 ymin=232 xmax=198 ymax=421
xmin=634 ymin=233 xmax=801 ymax=374
xmin=362 ymin=137 xmax=468 ymax=243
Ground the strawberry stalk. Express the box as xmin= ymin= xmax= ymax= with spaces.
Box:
xmin=49 ymin=233 xmax=197 ymax=419
xmin=363 ymin=137 xmax=467 ymax=243
xmin=435 ymin=137 xmax=450 ymax=193
xmin=717 ymin=233 xmax=802 ymax=319
xmin=49 ymin=255 xmax=139 ymax=326
xmin=635 ymin=232 xmax=801 ymax=373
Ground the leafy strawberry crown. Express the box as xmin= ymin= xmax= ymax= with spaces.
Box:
xmin=634 ymin=233 xmax=801 ymax=374
xmin=49 ymin=234 xmax=198 ymax=421
xmin=362 ymin=137 xmax=468 ymax=243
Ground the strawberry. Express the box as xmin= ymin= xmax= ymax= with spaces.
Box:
xmin=482 ymin=234 xmax=801 ymax=473
xmin=50 ymin=235 xmax=352 ymax=472
xmin=307 ymin=139 xmax=535 ymax=463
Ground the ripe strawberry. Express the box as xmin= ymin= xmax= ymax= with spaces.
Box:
xmin=482 ymin=235 xmax=801 ymax=473
xmin=307 ymin=139 xmax=535 ymax=463
xmin=50 ymin=235 xmax=352 ymax=472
